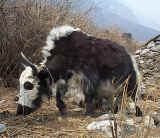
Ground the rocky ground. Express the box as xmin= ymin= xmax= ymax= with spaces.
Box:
xmin=135 ymin=39 xmax=160 ymax=97
xmin=0 ymin=87 xmax=160 ymax=137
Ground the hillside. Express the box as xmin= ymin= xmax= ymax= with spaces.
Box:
xmin=90 ymin=0 xmax=160 ymax=42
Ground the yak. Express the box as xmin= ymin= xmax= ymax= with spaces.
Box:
xmin=16 ymin=25 xmax=142 ymax=116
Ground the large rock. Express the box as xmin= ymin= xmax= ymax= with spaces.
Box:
xmin=0 ymin=124 xmax=6 ymax=133
xmin=87 ymin=113 xmax=157 ymax=137
xmin=135 ymin=39 xmax=160 ymax=97
xmin=87 ymin=119 xmax=121 ymax=137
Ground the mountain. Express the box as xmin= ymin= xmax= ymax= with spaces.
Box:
xmin=93 ymin=7 xmax=160 ymax=42
xmin=77 ymin=0 xmax=160 ymax=42
xmin=94 ymin=0 xmax=139 ymax=24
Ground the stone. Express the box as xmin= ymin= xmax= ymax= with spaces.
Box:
xmin=140 ymin=49 xmax=150 ymax=55
xmin=87 ymin=120 xmax=121 ymax=137
xmin=0 ymin=100 xmax=5 ymax=104
xmin=136 ymin=50 xmax=141 ymax=54
xmin=121 ymin=119 xmax=136 ymax=137
xmin=72 ymin=108 xmax=83 ymax=112
xmin=97 ymin=113 xmax=114 ymax=120
xmin=151 ymin=45 xmax=160 ymax=52
xmin=57 ymin=116 xmax=63 ymax=121
xmin=0 ymin=124 xmax=6 ymax=133
xmin=139 ymin=60 xmax=144 ymax=64
xmin=144 ymin=115 xmax=155 ymax=128
xmin=147 ymin=42 xmax=155 ymax=48
xmin=135 ymin=39 xmax=160 ymax=96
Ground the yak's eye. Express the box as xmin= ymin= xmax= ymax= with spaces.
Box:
xmin=24 ymin=81 xmax=34 ymax=90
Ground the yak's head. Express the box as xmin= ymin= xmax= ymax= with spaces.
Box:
xmin=16 ymin=52 xmax=52 ymax=116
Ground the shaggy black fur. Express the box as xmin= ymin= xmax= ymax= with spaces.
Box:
xmin=32 ymin=71 xmax=53 ymax=110
xmin=42 ymin=31 xmax=142 ymax=116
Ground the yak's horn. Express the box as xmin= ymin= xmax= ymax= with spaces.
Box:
xmin=21 ymin=63 xmax=27 ymax=68
xmin=21 ymin=52 xmax=38 ymax=75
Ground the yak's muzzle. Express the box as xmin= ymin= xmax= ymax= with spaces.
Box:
xmin=16 ymin=104 xmax=34 ymax=116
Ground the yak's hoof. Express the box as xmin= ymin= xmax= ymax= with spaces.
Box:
xmin=86 ymin=103 xmax=95 ymax=114
xmin=113 ymin=105 xmax=118 ymax=114
xmin=136 ymin=106 xmax=143 ymax=116
xmin=60 ymin=108 xmax=67 ymax=116
xmin=84 ymin=111 xmax=93 ymax=116
xmin=84 ymin=107 xmax=95 ymax=116
xmin=84 ymin=112 xmax=95 ymax=118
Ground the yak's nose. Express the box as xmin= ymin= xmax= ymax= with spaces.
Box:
xmin=16 ymin=104 xmax=34 ymax=116
xmin=14 ymin=95 xmax=19 ymax=101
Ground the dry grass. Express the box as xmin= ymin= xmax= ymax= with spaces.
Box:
xmin=0 ymin=88 xmax=107 ymax=137
xmin=0 ymin=77 xmax=160 ymax=137
xmin=0 ymin=86 xmax=160 ymax=137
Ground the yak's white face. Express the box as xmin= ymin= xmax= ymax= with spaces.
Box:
xmin=19 ymin=66 xmax=39 ymax=107
xmin=17 ymin=66 xmax=40 ymax=115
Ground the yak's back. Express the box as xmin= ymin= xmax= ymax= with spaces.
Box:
xmin=48 ymin=30 xmax=132 ymax=72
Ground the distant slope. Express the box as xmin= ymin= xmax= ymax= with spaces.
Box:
xmin=91 ymin=0 xmax=160 ymax=42
xmin=74 ymin=0 xmax=160 ymax=42
xmin=94 ymin=9 xmax=160 ymax=42
xmin=94 ymin=0 xmax=139 ymax=24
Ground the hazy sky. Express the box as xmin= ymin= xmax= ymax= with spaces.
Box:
xmin=120 ymin=0 xmax=160 ymax=30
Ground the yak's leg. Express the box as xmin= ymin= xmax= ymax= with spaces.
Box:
xmin=81 ymin=71 xmax=99 ymax=116
xmin=83 ymin=82 xmax=96 ymax=115
xmin=85 ymin=94 xmax=95 ymax=115
xmin=56 ymin=80 xmax=68 ymax=115
xmin=113 ymin=95 xmax=122 ymax=114
xmin=135 ymin=106 xmax=142 ymax=116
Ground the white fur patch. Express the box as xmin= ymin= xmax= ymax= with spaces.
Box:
xmin=130 ymin=55 xmax=142 ymax=101
xmin=130 ymin=55 xmax=141 ymax=85
xmin=41 ymin=25 xmax=80 ymax=64
xmin=18 ymin=66 xmax=39 ymax=108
